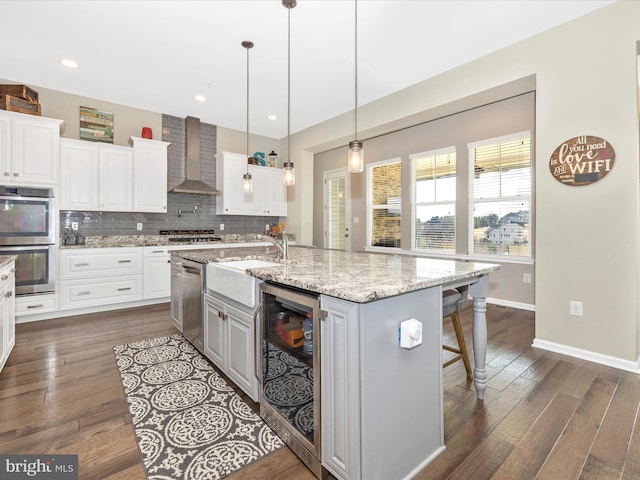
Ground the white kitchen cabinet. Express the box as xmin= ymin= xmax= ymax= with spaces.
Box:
xmin=60 ymin=138 xmax=133 ymax=211
xmin=204 ymin=292 xmax=259 ymax=401
xmin=0 ymin=259 xmax=16 ymax=373
xmin=100 ymin=144 xmax=133 ymax=211
xmin=0 ymin=111 xmax=63 ymax=187
xmin=320 ymin=287 xmax=443 ymax=480
xmin=130 ymin=136 xmax=170 ymax=213
xmin=16 ymin=294 xmax=57 ymax=317
xmin=216 ymin=152 xmax=253 ymax=215
xmin=252 ymin=165 xmax=287 ymax=216
xmin=320 ymin=295 xmax=360 ymax=480
xmin=143 ymin=246 xmax=171 ymax=299
xmin=216 ymin=151 xmax=287 ymax=217
xmin=59 ymin=247 xmax=143 ymax=310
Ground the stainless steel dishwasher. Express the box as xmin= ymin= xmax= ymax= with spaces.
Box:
xmin=173 ymin=256 xmax=205 ymax=353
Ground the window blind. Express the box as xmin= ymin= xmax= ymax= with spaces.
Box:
xmin=368 ymin=160 xmax=401 ymax=248
xmin=469 ymin=133 xmax=531 ymax=257
xmin=413 ymin=149 xmax=456 ymax=252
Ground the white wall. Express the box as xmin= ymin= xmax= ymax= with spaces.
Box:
xmin=286 ymin=1 xmax=640 ymax=364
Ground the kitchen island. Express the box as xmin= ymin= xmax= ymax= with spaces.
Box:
xmin=174 ymin=245 xmax=499 ymax=480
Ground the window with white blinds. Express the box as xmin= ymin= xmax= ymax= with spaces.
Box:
xmin=412 ymin=148 xmax=456 ymax=252
xmin=468 ymin=132 xmax=531 ymax=258
xmin=367 ymin=159 xmax=401 ymax=248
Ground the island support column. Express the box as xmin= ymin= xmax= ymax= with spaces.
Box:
xmin=469 ymin=274 xmax=489 ymax=400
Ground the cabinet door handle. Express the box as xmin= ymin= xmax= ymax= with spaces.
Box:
xmin=118 ymin=259 xmax=132 ymax=263
xmin=3 ymin=172 xmax=9 ymax=176
xmin=117 ymin=287 xmax=132 ymax=291
xmin=1 ymin=274 xmax=7 ymax=281
xmin=74 ymin=262 xmax=90 ymax=267
xmin=152 ymin=250 xmax=164 ymax=253
xmin=13 ymin=172 xmax=19 ymax=177
xmin=75 ymin=291 xmax=91 ymax=296
xmin=5 ymin=291 xmax=12 ymax=298
xmin=218 ymin=310 xmax=227 ymax=321
xmin=26 ymin=303 xmax=44 ymax=309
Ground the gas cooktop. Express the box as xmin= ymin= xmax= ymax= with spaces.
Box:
xmin=160 ymin=230 xmax=222 ymax=243
xmin=167 ymin=236 xmax=222 ymax=243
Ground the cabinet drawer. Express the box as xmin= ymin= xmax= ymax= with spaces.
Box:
xmin=16 ymin=294 xmax=57 ymax=316
xmin=60 ymin=248 xmax=142 ymax=279
xmin=60 ymin=275 xmax=142 ymax=309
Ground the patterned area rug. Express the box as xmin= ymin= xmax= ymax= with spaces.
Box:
xmin=113 ymin=334 xmax=284 ymax=480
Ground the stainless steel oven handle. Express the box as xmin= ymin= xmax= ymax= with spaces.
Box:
xmin=254 ymin=301 xmax=263 ymax=384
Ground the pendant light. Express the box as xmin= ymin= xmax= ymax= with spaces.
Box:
xmin=282 ymin=0 xmax=296 ymax=186
xmin=242 ymin=40 xmax=254 ymax=193
xmin=348 ymin=0 xmax=364 ymax=173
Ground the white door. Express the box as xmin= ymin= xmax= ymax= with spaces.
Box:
xmin=324 ymin=168 xmax=351 ymax=251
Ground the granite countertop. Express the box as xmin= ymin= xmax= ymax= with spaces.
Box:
xmin=174 ymin=246 xmax=499 ymax=303
xmin=59 ymin=234 xmax=287 ymax=249
xmin=0 ymin=255 xmax=17 ymax=269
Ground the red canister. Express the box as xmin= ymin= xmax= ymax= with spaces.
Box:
xmin=141 ymin=127 xmax=153 ymax=139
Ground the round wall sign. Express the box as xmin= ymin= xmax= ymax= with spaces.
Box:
xmin=549 ymin=135 xmax=615 ymax=186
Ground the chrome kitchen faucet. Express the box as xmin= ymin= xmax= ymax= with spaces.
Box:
xmin=257 ymin=233 xmax=289 ymax=260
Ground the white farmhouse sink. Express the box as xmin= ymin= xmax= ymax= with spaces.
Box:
xmin=206 ymin=259 xmax=279 ymax=308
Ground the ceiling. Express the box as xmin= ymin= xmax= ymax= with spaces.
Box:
xmin=1 ymin=0 xmax=614 ymax=139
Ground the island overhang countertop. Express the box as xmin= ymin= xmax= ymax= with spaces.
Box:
xmin=173 ymin=245 xmax=499 ymax=303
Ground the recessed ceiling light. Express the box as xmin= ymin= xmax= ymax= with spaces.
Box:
xmin=268 ymin=115 xmax=278 ymax=121
xmin=60 ymin=59 xmax=79 ymax=69
xmin=194 ymin=95 xmax=206 ymax=102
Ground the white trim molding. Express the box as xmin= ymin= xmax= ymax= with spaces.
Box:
xmin=487 ymin=296 xmax=535 ymax=312
xmin=532 ymin=338 xmax=640 ymax=374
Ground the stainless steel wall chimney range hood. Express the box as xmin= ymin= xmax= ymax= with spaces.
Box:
xmin=169 ymin=116 xmax=220 ymax=195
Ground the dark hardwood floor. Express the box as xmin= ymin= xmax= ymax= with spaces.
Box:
xmin=1 ymin=303 xmax=639 ymax=479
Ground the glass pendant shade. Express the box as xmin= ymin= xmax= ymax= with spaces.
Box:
xmin=348 ymin=139 xmax=364 ymax=173
xmin=243 ymin=172 xmax=253 ymax=193
xmin=283 ymin=161 xmax=295 ymax=186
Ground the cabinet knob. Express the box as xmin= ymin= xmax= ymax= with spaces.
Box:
xmin=3 ymin=172 xmax=9 ymax=176
xmin=13 ymin=172 xmax=19 ymax=176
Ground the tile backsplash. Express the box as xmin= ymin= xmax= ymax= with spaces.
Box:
xmin=59 ymin=114 xmax=279 ymax=236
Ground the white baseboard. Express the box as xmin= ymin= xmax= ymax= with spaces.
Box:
xmin=532 ymin=338 xmax=640 ymax=374
xmin=487 ymin=296 xmax=535 ymax=311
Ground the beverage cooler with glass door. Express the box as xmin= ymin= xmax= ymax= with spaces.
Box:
xmin=258 ymin=282 xmax=328 ymax=479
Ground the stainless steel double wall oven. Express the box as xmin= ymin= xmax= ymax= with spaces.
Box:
xmin=0 ymin=186 xmax=56 ymax=295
